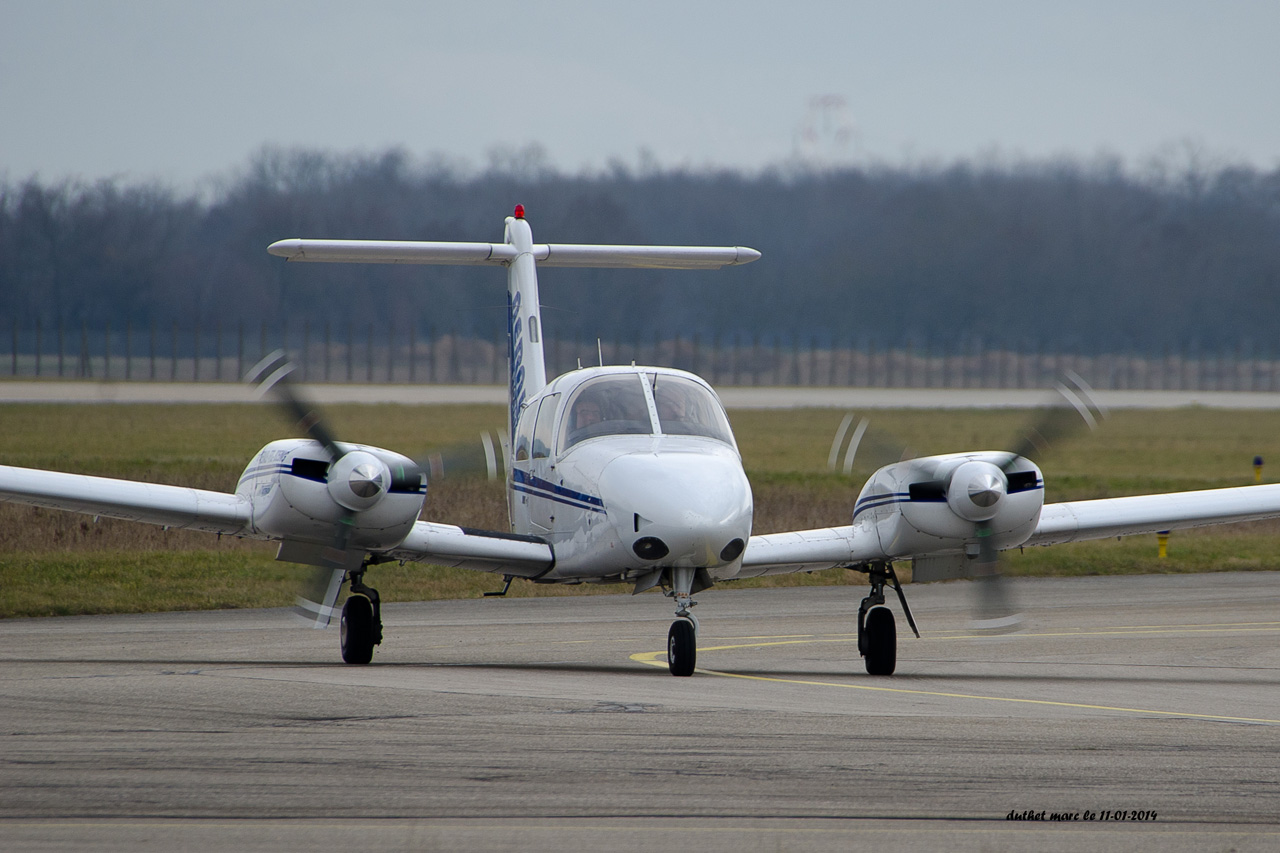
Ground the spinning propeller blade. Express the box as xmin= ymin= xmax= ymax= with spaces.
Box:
xmin=246 ymin=351 xmax=502 ymax=626
xmin=968 ymin=372 xmax=1106 ymax=633
xmin=830 ymin=375 xmax=1106 ymax=634
xmin=247 ymin=351 xmax=370 ymax=625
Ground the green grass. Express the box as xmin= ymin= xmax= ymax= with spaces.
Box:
xmin=2 ymin=402 xmax=1279 ymax=618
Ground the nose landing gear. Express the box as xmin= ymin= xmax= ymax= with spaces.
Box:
xmin=665 ymin=566 xmax=711 ymax=677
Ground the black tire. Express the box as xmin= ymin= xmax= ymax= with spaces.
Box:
xmin=668 ymin=619 xmax=697 ymax=677
xmin=340 ymin=594 xmax=377 ymax=665
xmin=863 ymin=606 xmax=896 ymax=676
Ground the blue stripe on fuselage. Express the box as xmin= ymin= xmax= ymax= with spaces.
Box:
xmin=511 ymin=468 xmax=605 ymax=513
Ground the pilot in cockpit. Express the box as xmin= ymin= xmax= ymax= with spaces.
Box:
xmin=571 ymin=396 xmax=603 ymax=431
xmin=656 ymin=388 xmax=687 ymax=422
xmin=655 ymin=383 xmax=696 ymax=433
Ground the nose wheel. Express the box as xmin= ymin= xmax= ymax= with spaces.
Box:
xmin=668 ymin=618 xmax=697 ymax=676
xmin=665 ymin=566 xmax=706 ymax=677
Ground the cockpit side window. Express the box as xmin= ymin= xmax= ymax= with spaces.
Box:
xmin=652 ymin=374 xmax=734 ymax=444
xmin=531 ymin=394 xmax=560 ymax=459
xmin=561 ymin=375 xmax=653 ymax=451
xmin=514 ymin=404 xmax=534 ymax=462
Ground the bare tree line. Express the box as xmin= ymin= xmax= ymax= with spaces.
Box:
xmin=2 ymin=146 xmax=1279 ymax=358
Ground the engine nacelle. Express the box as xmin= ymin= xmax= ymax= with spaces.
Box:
xmin=237 ymin=439 xmax=426 ymax=550
xmin=852 ymin=451 xmax=1044 ymax=559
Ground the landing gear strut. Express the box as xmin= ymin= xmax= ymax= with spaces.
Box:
xmin=665 ymin=566 xmax=702 ymax=677
xmin=853 ymin=562 xmax=919 ymax=676
xmin=340 ymin=571 xmax=383 ymax=665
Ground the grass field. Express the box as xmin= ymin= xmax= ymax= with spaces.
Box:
xmin=2 ymin=401 xmax=1278 ymax=617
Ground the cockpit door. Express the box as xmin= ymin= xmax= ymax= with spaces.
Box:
xmin=526 ymin=393 xmax=560 ymax=531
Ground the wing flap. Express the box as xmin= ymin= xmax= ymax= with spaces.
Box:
xmin=0 ymin=464 xmax=253 ymax=536
xmin=1027 ymin=484 xmax=1280 ymax=546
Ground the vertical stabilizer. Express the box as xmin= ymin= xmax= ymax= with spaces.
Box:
xmin=504 ymin=208 xmax=547 ymax=437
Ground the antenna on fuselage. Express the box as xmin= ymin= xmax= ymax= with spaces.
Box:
xmin=597 ymin=338 xmax=604 ymax=367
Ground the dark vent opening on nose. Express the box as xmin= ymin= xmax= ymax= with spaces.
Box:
xmin=290 ymin=457 xmax=330 ymax=482
xmin=632 ymin=537 xmax=669 ymax=561
xmin=908 ymin=479 xmax=948 ymax=502
xmin=1006 ymin=471 xmax=1039 ymax=493
xmin=720 ymin=538 xmax=745 ymax=562
xmin=389 ymin=465 xmax=425 ymax=494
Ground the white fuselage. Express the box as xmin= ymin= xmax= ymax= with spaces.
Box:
xmin=507 ymin=365 xmax=753 ymax=583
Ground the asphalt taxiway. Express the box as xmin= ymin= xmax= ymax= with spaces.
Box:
xmin=2 ymin=572 xmax=1279 ymax=851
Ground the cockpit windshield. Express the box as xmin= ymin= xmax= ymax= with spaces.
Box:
xmin=651 ymin=374 xmax=734 ymax=444
xmin=562 ymin=374 xmax=653 ymax=451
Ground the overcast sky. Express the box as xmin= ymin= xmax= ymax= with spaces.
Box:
xmin=3 ymin=0 xmax=1279 ymax=190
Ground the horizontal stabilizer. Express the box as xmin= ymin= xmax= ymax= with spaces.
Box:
xmin=268 ymin=239 xmax=760 ymax=270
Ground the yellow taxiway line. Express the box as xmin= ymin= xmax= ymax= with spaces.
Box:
xmin=630 ymin=621 xmax=1280 ymax=725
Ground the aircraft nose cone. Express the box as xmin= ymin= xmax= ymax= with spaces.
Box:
xmin=599 ymin=449 xmax=753 ymax=567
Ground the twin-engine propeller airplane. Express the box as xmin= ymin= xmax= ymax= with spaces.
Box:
xmin=5 ymin=205 xmax=1280 ymax=677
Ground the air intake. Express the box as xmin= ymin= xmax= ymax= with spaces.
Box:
xmin=632 ymin=537 xmax=670 ymax=561
xmin=720 ymin=538 xmax=745 ymax=562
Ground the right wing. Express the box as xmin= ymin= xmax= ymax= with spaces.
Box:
xmin=0 ymin=464 xmax=254 ymax=537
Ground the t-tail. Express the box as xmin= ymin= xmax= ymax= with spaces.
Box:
xmin=503 ymin=206 xmax=547 ymax=438
xmin=267 ymin=205 xmax=761 ymax=441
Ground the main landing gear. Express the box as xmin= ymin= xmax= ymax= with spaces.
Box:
xmin=854 ymin=562 xmax=919 ymax=676
xmin=665 ymin=566 xmax=707 ymax=677
xmin=339 ymin=571 xmax=383 ymax=665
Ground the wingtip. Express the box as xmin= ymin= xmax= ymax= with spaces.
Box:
xmin=267 ymin=239 xmax=302 ymax=259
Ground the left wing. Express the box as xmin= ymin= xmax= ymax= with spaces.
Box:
xmin=738 ymin=525 xmax=875 ymax=577
xmin=739 ymin=483 xmax=1280 ymax=576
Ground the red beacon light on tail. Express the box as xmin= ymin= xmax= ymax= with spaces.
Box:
xmin=513 ymin=204 xmax=525 ymax=219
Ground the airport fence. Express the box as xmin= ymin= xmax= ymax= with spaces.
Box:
xmin=4 ymin=320 xmax=1280 ymax=391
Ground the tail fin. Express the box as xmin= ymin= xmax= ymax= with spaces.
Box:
xmin=268 ymin=207 xmax=761 ymax=442
xmin=503 ymin=209 xmax=546 ymax=437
